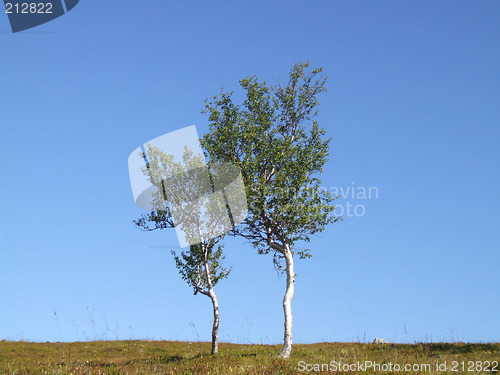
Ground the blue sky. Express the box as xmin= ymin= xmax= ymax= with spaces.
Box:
xmin=0 ymin=1 xmax=499 ymax=344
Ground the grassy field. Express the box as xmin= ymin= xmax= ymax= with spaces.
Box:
xmin=0 ymin=340 xmax=498 ymax=374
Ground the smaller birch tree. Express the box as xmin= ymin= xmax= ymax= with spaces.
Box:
xmin=134 ymin=145 xmax=230 ymax=354
xmin=172 ymin=242 xmax=229 ymax=354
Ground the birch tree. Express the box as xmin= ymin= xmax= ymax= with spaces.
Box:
xmin=201 ymin=62 xmax=340 ymax=358
xmin=134 ymin=146 xmax=230 ymax=354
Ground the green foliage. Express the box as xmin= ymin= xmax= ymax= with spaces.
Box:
xmin=201 ymin=61 xmax=340 ymax=266
xmin=133 ymin=145 xmax=230 ymax=295
xmin=172 ymin=243 xmax=231 ymax=295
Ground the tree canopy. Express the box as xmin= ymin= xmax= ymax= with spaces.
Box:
xmin=202 ymin=61 xmax=339 ymax=262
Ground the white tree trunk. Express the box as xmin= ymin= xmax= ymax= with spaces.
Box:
xmin=280 ymin=245 xmax=295 ymax=359
xmin=200 ymin=237 xmax=219 ymax=355
xmin=209 ymin=289 xmax=219 ymax=354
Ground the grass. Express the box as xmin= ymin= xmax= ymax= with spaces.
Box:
xmin=0 ymin=340 xmax=498 ymax=374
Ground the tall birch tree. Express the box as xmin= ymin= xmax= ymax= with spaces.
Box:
xmin=201 ymin=62 xmax=340 ymax=358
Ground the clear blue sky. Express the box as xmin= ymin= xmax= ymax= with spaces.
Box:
xmin=1 ymin=0 xmax=499 ymax=344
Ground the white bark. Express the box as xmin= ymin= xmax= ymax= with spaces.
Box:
xmin=279 ymin=244 xmax=295 ymax=359
xmin=209 ymin=289 xmax=219 ymax=354
xmin=201 ymin=239 xmax=219 ymax=355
